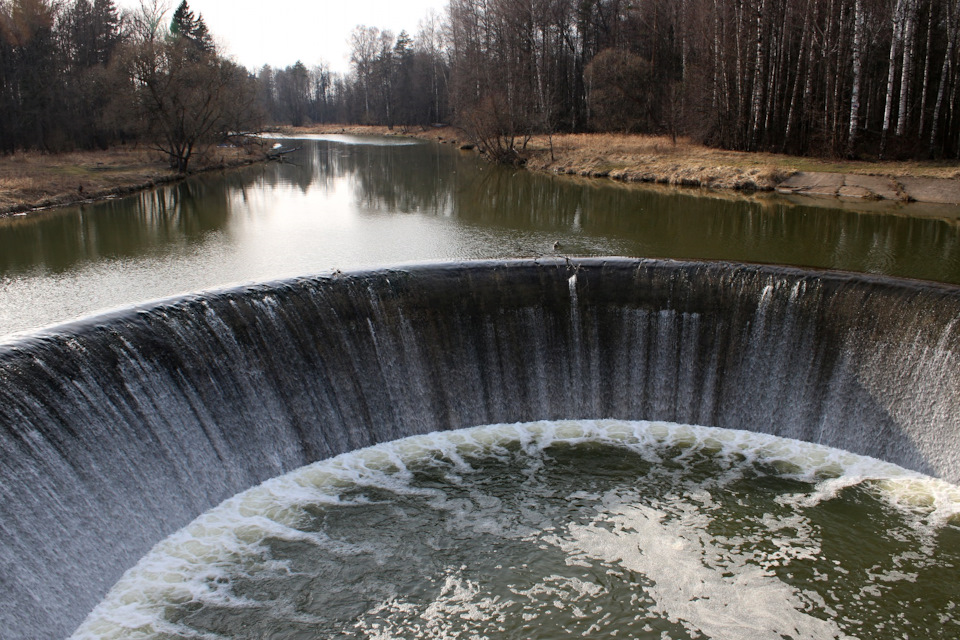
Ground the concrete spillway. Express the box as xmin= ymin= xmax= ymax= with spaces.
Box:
xmin=1 ymin=258 xmax=958 ymax=639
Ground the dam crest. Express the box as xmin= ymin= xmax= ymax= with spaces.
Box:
xmin=0 ymin=258 xmax=958 ymax=638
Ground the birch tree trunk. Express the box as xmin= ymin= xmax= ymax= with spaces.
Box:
xmin=712 ymin=0 xmax=727 ymax=116
xmin=783 ymin=0 xmax=814 ymax=149
xmin=764 ymin=0 xmax=788 ymax=135
xmin=930 ymin=1 xmax=956 ymax=154
xmin=735 ymin=0 xmax=746 ymax=145
xmin=830 ymin=0 xmax=848 ymax=151
xmin=896 ymin=0 xmax=917 ymax=136
xmin=918 ymin=0 xmax=934 ymax=135
xmin=881 ymin=0 xmax=906 ymax=156
xmin=799 ymin=0 xmax=820 ymax=150
xmin=847 ymin=0 xmax=865 ymax=156
xmin=750 ymin=0 xmax=766 ymax=147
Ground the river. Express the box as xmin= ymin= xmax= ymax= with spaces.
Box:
xmin=2 ymin=133 xmax=959 ymax=337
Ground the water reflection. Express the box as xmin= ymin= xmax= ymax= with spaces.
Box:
xmin=0 ymin=178 xmax=231 ymax=274
xmin=1 ymin=136 xmax=959 ymax=335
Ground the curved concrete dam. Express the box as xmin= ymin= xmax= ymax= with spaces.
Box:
xmin=1 ymin=258 xmax=959 ymax=639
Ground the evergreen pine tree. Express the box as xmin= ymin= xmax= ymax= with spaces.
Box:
xmin=170 ymin=1 xmax=212 ymax=54
xmin=169 ymin=1 xmax=195 ymax=38
xmin=190 ymin=15 xmax=213 ymax=53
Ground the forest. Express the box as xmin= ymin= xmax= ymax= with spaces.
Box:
xmin=0 ymin=0 xmax=258 ymax=170
xmin=2 ymin=0 xmax=960 ymax=167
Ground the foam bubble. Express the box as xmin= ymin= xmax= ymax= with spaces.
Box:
xmin=71 ymin=420 xmax=960 ymax=640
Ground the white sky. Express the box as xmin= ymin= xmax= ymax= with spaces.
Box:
xmin=116 ymin=0 xmax=448 ymax=73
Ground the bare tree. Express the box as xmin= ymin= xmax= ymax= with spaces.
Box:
xmin=125 ymin=11 xmax=257 ymax=172
xmin=126 ymin=0 xmax=168 ymax=43
xmin=349 ymin=25 xmax=379 ymax=122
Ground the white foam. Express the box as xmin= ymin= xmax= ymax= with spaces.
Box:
xmin=71 ymin=420 xmax=960 ymax=639
xmin=551 ymin=497 xmax=851 ymax=640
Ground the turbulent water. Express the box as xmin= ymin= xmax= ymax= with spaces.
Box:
xmin=4 ymin=259 xmax=960 ymax=639
xmin=73 ymin=420 xmax=960 ymax=640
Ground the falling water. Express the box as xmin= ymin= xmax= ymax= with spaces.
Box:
xmin=1 ymin=258 xmax=959 ymax=638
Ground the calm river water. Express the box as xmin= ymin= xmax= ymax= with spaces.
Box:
xmin=2 ymin=134 xmax=959 ymax=337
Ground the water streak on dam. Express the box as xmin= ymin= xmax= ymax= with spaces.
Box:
xmin=0 ymin=258 xmax=958 ymax=638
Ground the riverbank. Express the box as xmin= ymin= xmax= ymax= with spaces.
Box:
xmin=5 ymin=126 xmax=959 ymax=214
xmin=0 ymin=143 xmax=267 ymax=217
xmin=522 ymin=133 xmax=960 ymax=204
xmin=456 ymin=129 xmax=960 ymax=205
xmin=281 ymin=124 xmax=960 ymax=205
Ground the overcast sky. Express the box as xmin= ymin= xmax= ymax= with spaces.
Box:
xmin=116 ymin=0 xmax=448 ymax=73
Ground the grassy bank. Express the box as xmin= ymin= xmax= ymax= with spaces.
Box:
xmin=285 ymin=124 xmax=960 ymax=198
xmin=5 ymin=126 xmax=958 ymax=216
xmin=0 ymin=143 xmax=266 ymax=217
xmin=519 ymin=134 xmax=960 ymax=203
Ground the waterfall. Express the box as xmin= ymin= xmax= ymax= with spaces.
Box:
xmin=1 ymin=258 xmax=958 ymax=639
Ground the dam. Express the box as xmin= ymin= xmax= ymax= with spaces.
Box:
xmin=1 ymin=258 xmax=959 ymax=638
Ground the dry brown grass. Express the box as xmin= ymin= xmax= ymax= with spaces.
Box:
xmin=19 ymin=125 xmax=949 ymax=214
xmin=288 ymin=125 xmax=960 ymax=188
xmin=0 ymin=143 xmax=265 ymax=216
xmin=520 ymin=132 xmax=960 ymax=190
xmin=282 ymin=124 xmax=960 ymax=196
